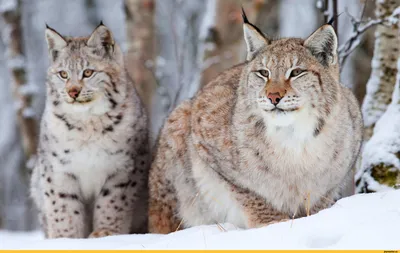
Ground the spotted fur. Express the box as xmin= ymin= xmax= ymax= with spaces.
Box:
xmin=30 ymin=24 xmax=149 ymax=238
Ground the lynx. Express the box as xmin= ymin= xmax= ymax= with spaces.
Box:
xmin=30 ymin=23 xmax=149 ymax=238
xmin=148 ymin=12 xmax=363 ymax=233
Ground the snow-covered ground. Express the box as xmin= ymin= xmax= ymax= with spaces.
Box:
xmin=1 ymin=190 xmax=400 ymax=250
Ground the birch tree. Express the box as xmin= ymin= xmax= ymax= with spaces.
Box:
xmin=361 ymin=0 xmax=400 ymax=140
xmin=150 ymin=0 xmax=213 ymax=141
xmin=356 ymin=58 xmax=400 ymax=193
xmin=356 ymin=0 xmax=400 ymax=193
xmin=1 ymin=0 xmax=37 ymax=168
xmin=0 ymin=0 xmax=37 ymax=230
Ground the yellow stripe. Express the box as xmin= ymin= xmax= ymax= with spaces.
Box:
xmin=0 ymin=250 xmax=397 ymax=253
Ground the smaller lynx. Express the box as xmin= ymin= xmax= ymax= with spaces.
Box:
xmin=30 ymin=23 xmax=149 ymax=238
xmin=148 ymin=11 xmax=362 ymax=233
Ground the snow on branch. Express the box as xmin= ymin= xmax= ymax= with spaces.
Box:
xmin=338 ymin=5 xmax=400 ymax=70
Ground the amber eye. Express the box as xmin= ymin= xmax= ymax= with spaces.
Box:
xmin=258 ymin=69 xmax=269 ymax=78
xmin=59 ymin=71 xmax=68 ymax=79
xmin=83 ymin=69 xmax=94 ymax=78
xmin=290 ymin=68 xmax=304 ymax=77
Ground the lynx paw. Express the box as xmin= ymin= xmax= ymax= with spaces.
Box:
xmin=88 ymin=229 xmax=119 ymax=238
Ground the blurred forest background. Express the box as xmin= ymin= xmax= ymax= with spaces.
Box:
xmin=0 ymin=0 xmax=399 ymax=231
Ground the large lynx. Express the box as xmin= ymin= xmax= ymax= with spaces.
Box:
xmin=30 ymin=23 xmax=149 ymax=238
xmin=148 ymin=12 xmax=362 ymax=233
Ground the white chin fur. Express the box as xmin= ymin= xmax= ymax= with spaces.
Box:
xmin=264 ymin=110 xmax=299 ymax=127
xmin=264 ymin=106 xmax=314 ymax=128
xmin=263 ymin=105 xmax=317 ymax=142
xmin=60 ymin=95 xmax=110 ymax=115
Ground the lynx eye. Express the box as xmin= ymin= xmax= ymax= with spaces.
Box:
xmin=59 ymin=71 xmax=68 ymax=79
xmin=258 ymin=69 xmax=269 ymax=78
xmin=83 ymin=69 xmax=94 ymax=78
xmin=290 ymin=68 xmax=304 ymax=78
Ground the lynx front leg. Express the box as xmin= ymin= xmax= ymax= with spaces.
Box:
xmin=234 ymin=187 xmax=290 ymax=228
xmin=43 ymin=172 xmax=87 ymax=238
xmin=148 ymin=161 xmax=180 ymax=234
xmin=90 ymin=171 xmax=137 ymax=238
xmin=148 ymin=184 xmax=180 ymax=234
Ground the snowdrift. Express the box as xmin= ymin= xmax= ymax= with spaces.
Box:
xmin=1 ymin=190 xmax=400 ymax=250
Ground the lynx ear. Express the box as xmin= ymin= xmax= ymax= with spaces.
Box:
xmin=87 ymin=21 xmax=115 ymax=54
xmin=304 ymin=24 xmax=338 ymax=67
xmin=45 ymin=25 xmax=67 ymax=61
xmin=242 ymin=8 xmax=269 ymax=61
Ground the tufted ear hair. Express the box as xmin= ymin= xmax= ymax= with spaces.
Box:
xmin=45 ymin=25 xmax=67 ymax=62
xmin=87 ymin=21 xmax=115 ymax=56
xmin=304 ymin=24 xmax=338 ymax=67
xmin=242 ymin=8 xmax=269 ymax=61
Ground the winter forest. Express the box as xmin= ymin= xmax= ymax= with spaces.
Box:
xmin=0 ymin=0 xmax=400 ymax=249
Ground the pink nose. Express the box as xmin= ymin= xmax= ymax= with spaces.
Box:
xmin=267 ymin=92 xmax=283 ymax=106
xmin=68 ymin=87 xmax=81 ymax=99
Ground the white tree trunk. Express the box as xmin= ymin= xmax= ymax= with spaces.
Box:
xmin=356 ymin=1 xmax=400 ymax=193
xmin=356 ymin=58 xmax=400 ymax=192
xmin=361 ymin=0 xmax=400 ymax=140
xmin=0 ymin=0 xmax=38 ymax=230
xmin=279 ymin=0 xmax=319 ymax=37
xmin=150 ymin=0 xmax=214 ymax=142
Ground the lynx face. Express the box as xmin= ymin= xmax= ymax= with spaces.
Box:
xmin=50 ymin=53 xmax=108 ymax=105
xmin=249 ymin=49 xmax=316 ymax=111
xmin=243 ymin=21 xmax=338 ymax=126
xmin=45 ymin=24 xmax=124 ymax=114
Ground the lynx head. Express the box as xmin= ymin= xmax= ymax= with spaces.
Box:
xmin=45 ymin=22 xmax=124 ymax=114
xmin=241 ymin=9 xmax=339 ymax=127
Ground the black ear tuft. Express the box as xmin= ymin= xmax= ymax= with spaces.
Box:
xmin=242 ymin=8 xmax=269 ymax=61
xmin=45 ymin=23 xmax=50 ymax=29
xmin=327 ymin=16 xmax=335 ymax=26
xmin=327 ymin=12 xmax=342 ymax=26
xmin=99 ymin=20 xmax=104 ymax=26
xmin=241 ymin=7 xmax=266 ymax=41
xmin=242 ymin=7 xmax=249 ymax=24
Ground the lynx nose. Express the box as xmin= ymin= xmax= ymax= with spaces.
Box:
xmin=267 ymin=92 xmax=283 ymax=106
xmin=68 ymin=86 xmax=81 ymax=99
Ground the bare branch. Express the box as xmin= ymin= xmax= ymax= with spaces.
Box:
xmin=339 ymin=5 xmax=400 ymax=71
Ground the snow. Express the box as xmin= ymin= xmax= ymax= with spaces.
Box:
xmin=393 ymin=6 xmax=400 ymax=16
xmin=18 ymin=82 xmax=39 ymax=96
xmin=22 ymin=107 xmax=35 ymax=118
xmin=2 ymin=190 xmax=400 ymax=250
xmin=316 ymin=0 xmax=323 ymax=9
xmin=6 ymin=54 xmax=25 ymax=69
xmin=0 ymin=0 xmax=16 ymax=13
